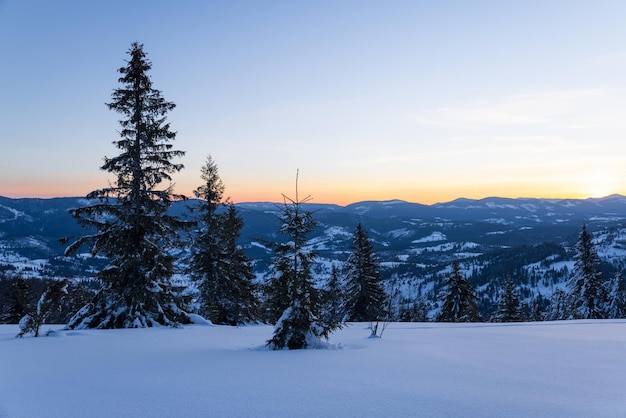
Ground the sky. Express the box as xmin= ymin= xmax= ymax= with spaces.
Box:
xmin=2 ymin=1 xmax=626 ymax=205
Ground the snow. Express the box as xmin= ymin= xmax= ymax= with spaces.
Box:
xmin=0 ymin=204 xmax=25 ymax=222
xmin=412 ymin=231 xmax=447 ymax=243
xmin=323 ymin=225 xmax=352 ymax=238
xmin=1 ymin=321 xmax=625 ymax=417
xmin=249 ymin=241 xmax=270 ymax=251
xmin=485 ymin=202 xmax=519 ymax=210
xmin=386 ymin=228 xmax=412 ymax=238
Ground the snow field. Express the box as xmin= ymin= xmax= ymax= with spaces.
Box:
xmin=1 ymin=321 xmax=625 ymax=417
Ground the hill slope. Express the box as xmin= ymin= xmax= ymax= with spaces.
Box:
xmin=2 ymin=195 xmax=626 ymax=317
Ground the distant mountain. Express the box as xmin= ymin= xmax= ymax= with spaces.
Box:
xmin=2 ymin=195 xmax=626 ymax=318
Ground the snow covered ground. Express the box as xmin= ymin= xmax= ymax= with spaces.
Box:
xmin=1 ymin=321 xmax=625 ymax=417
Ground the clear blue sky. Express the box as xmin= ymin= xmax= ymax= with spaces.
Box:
xmin=2 ymin=0 xmax=626 ymax=204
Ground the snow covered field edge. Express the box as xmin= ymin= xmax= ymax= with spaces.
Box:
xmin=1 ymin=321 xmax=625 ymax=417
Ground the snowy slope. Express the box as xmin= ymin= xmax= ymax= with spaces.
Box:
xmin=3 ymin=195 xmax=626 ymax=319
xmin=1 ymin=321 xmax=625 ymax=418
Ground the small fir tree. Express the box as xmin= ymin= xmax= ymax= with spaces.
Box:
xmin=63 ymin=43 xmax=190 ymax=328
xmin=398 ymin=296 xmax=430 ymax=322
xmin=320 ymin=264 xmax=346 ymax=324
xmin=343 ymin=223 xmax=387 ymax=323
xmin=565 ymin=225 xmax=606 ymax=319
xmin=491 ymin=276 xmax=524 ymax=322
xmin=545 ymin=288 xmax=568 ymax=321
xmin=527 ymin=294 xmax=545 ymax=322
xmin=605 ymin=272 xmax=626 ymax=319
xmin=437 ymin=260 xmax=482 ymax=322
xmin=2 ymin=276 xmax=31 ymax=324
xmin=266 ymin=176 xmax=341 ymax=349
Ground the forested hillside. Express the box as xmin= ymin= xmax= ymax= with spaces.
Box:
xmin=2 ymin=194 xmax=626 ymax=321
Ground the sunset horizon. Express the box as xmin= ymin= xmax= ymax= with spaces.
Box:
xmin=2 ymin=2 xmax=626 ymax=209
xmin=1 ymin=182 xmax=620 ymax=207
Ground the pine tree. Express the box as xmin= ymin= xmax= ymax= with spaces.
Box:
xmin=2 ymin=276 xmax=31 ymax=324
xmin=491 ymin=275 xmax=524 ymax=322
xmin=565 ymin=225 xmax=606 ymax=319
xmin=63 ymin=43 xmax=190 ymax=329
xmin=320 ymin=263 xmax=346 ymax=324
xmin=399 ymin=296 xmax=430 ymax=322
xmin=605 ymin=272 xmax=626 ymax=319
xmin=189 ymin=156 xmax=226 ymax=321
xmin=262 ymin=261 xmax=291 ymax=324
xmin=344 ymin=223 xmax=387 ymax=322
xmin=216 ymin=204 xmax=260 ymax=325
xmin=188 ymin=156 xmax=259 ymax=325
xmin=437 ymin=260 xmax=482 ymax=322
xmin=266 ymin=178 xmax=341 ymax=349
xmin=545 ymin=288 xmax=568 ymax=321
xmin=527 ymin=294 xmax=545 ymax=322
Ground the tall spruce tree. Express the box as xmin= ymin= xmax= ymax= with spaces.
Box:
xmin=490 ymin=275 xmax=524 ymax=322
xmin=189 ymin=156 xmax=259 ymax=325
xmin=437 ymin=260 xmax=482 ymax=322
xmin=266 ymin=178 xmax=341 ymax=349
xmin=344 ymin=223 xmax=387 ymax=322
xmin=218 ymin=204 xmax=260 ymax=324
xmin=189 ymin=156 xmax=226 ymax=321
xmin=565 ymin=225 xmax=606 ymax=319
xmin=63 ymin=43 xmax=190 ymax=328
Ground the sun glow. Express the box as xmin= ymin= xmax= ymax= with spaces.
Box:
xmin=586 ymin=171 xmax=614 ymax=198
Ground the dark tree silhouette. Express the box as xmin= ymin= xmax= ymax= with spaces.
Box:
xmin=565 ymin=225 xmax=605 ymax=319
xmin=438 ymin=260 xmax=482 ymax=322
xmin=344 ymin=223 xmax=387 ymax=323
xmin=491 ymin=275 xmax=524 ymax=322
xmin=63 ymin=43 xmax=190 ymax=329
xmin=2 ymin=276 xmax=31 ymax=324
xmin=266 ymin=175 xmax=341 ymax=349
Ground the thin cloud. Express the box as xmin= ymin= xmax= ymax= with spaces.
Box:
xmin=412 ymin=89 xmax=612 ymax=129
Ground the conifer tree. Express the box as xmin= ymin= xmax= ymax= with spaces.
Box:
xmin=605 ymin=272 xmax=626 ymax=319
xmin=188 ymin=156 xmax=259 ymax=325
xmin=437 ymin=260 xmax=482 ymax=322
xmin=2 ymin=276 xmax=31 ymax=324
xmin=545 ymin=288 xmax=568 ymax=321
xmin=262 ymin=262 xmax=291 ymax=324
xmin=216 ymin=204 xmax=260 ymax=324
xmin=266 ymin=177 xmax=341 ymax=349
xmin=398 ymin=296 xmax=430 ymax=322
xmin=189 ymin=156 xmax=226 ymax=320
xmin=63 ymin=43 xmax=190 ymax=328
xmin=321 ymin=263 xmax=346 ymax=324
xmin=528 ymin=294 xmax=545 ymax=322
xmin=565 ymin=225 xmax=606 ymax=319
xmin=491 ymin=275 xmax=524 ymax=322
xmin=344 ymin=223 xmax=387 ymax=322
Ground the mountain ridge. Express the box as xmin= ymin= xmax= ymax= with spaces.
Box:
xmin=2 ymin=194 xmax=626 ymax=319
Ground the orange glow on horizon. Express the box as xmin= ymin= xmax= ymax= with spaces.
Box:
xmin=2 ymin=180 xmax=623 ymax=206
